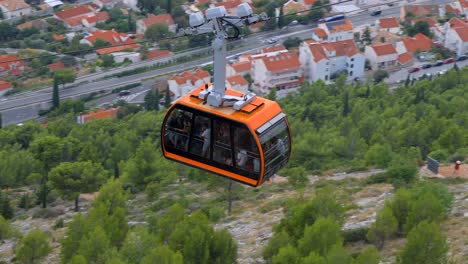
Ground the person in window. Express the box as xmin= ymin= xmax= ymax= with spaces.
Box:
xmin=201 ymin=123 xmax=211 ymax=158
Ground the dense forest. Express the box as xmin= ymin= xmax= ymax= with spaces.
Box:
xmin=0 ymin=67 xmax=466 ymax=263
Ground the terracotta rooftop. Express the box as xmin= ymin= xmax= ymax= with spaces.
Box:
xmin=379 ymin=17 xmax=399 ymax=28
xmin=142 ymin=13 xmax=174 ymax=27
xmin=461 ymin=0 xmax=468 ymax=8
xmin=55 ymin=5 xmax=94 ymax=20
xmin=230 ymin=61 xmax=251 ymax=73
xmin=146 ymin=50 xmax=173 ymax=59
xmin=312 ymin=28 xmax=327 ymax=38
xmin=260 ymin=51 xmax=300 ymax=73
xmin=0 ymin=80 xmax=12 ymax=91
xmin=169 ymin=68 xmax=210 ymax=85
xmin=85 ymin=30 xmax=135 ymax=46
xmin=227 ymin=75 xmax=248 ymax=87
xmin=0 ymin=54 xmax=23 ymax=69
xmin=283 ymin=0 xmax=307 ymax=14
xmin=453 ymin=26 xmax=468 ymax=42
xmin=52 ymin=34 xmax=65 ymax=41
xmin=77 ymin=108 xmax=119 ymax=124
xmin=397 ymin=53 xmax=413 ymax=64
xmin=325 ymin=19 xmax=353 ymax=32
xmin=96 ymin=44 xmax=140 ymax=55
xmin=305 ymin=39 xmax=361 ymax=62
xmin=370 ymin=42 xmax=397 ymax=56
xmin=302 ymin=0 xmax=317 ymax=6
xmin=47 ymin=61 xmax=66 ymax=71
xmin=445 ymin=4 xmax=461 ymax=15
xmin=0 ymin=0 xmax=30 ymax=11
xmin=447 ymin=17 xmax=468 ymax=28
xmin=214 ymin=0 xmax=244 ymax=11
xmin=401 ymin=33 xmax=434 ymax=52
xmin=261 ymin=45 xmax=287 ymax=53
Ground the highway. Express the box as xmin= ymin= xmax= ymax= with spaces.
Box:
xmin=0 ymin=0 xmax=452 ymax=126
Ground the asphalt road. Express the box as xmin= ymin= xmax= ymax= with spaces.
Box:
xmin=0 ymin=0 xmax=453 ymax=126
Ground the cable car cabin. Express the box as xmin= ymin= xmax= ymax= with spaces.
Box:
xmin=161 ymin=85 xmax=291 ymax=187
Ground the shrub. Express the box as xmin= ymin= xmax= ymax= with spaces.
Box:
xmin=208 ymin=207 xmax=224 ymax=222
xmin=342 ymin=227 xmax=369 ymax=243
xmin=428 ymin=150 xmax=449 ymax=162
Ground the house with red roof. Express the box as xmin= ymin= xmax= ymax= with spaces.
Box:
xmin=252 ymin=51 xmax=303 ymax=92
xmin=211 ymin=0 xmax=252 ymax=16
xmin=460 ymin=0 xmax=468 ymax=17
xmin=397 ymin=53 xmax=414 ymax=67
xmin=167 ymin=68 xmax=211 ymax=99
xmin=80 ymin=30 xmax=139 ymax=54
xmin=0 ymin=80 xmax=13 ymax=97
xmin=54 ymin=5 xmax=95 ymax=21
xmin=444 ymin=17 xmax=468 ymax=56
xmin=226 ymin=61 xmax=251 ymax=77
xmin=144 ymin=50 xmax=173 ymax=60
xmin=47 ymin=61 xmax=66 ymax=72
xmin=62 ymin=10 xmax=109 ymax=30
xmin=227 ymin=75 xmax=249 ymax=92
xmin=76 ymin=108 xmax=119 ymax=124
xmin=376 ymin=17 xmax=401 ymax=34
xmin=0 ymin=0 xmax=32 ymax=19
xmin=0 ymin=55 xmax=24 ymax=77
xmin=313 ymin=19 xmax=354 ymax=42
xmin=92 ymin=0 xmax=121 ymax=8
xmin=17 ymin=19 xmax=50 ymax=31
xmin=395 ymin=33 xmax=434 ymax=54
xmin=261 ymin=45 xmax=287 ymax=54
xmin=136 ymin=13 xmax=177 ymax=34
xmin=282 ymin=0 xmax=307 ymax=15
xmin=298 ymin=0 xmax=317 ymax=8
xmin=299 ymin=39 xmax=364 ymax=83
xmin=365 ymin=42 xmax=399 ymax=71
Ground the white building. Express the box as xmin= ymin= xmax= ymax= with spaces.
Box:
xmin=226 ymin=61 xmax=251 ymax=77
xmin=312 ymin=19 xmax=354 ymax=42
xmin=136 ymin=14 xmax=177 ymax=34
xmin=365 ymin=42 xmax=398 ymax=70
xmin=111 ymin=52 xmax=141 ymax=63
xmin=376 ymin=17 xmax=401 ymax=34
xmin=395 ymin=33 xmax=434 ymax=54
xmin=252 ymin=51 xmax=302 ymax=93
xmin=167 ymin=69 xmax=211 ymax=99
xmin=444 ymin=18 xmax=468 ymax=56
xmin=227 ymin=75 xmax=249 ymax=93
xmin=0 ymin=0 xmax=32 ymax=19
xmin=299 ymin=39 xmax=365 ymax=83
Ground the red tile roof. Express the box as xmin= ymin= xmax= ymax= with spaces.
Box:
xmin=96 ymin=44 xmax=140 ymax=55
xmin=448 ymin=17 xmax=468 ymax=28
xmin=77 ymin=108 xmax=119 ymax=124
xmin=146 ymin=50 xmax=173 ymax=59
xmin=142 ymin=13 xmax=174 ymax=27
xmin=0 ymin=55 xmax=24 ymax=75
xmin=169 ymin=68 xmax=210 ymax=85
xmin=230 ymin=61 xmax=251 ymax=73
xmin=302 ymin=0 xmax=317 ymax=6
xmin=52 ymin=34 xmax=65 ymax=41
xmin=227 ymin=75 xmax=248 ymax=87
xmin=96 ymin=11 xmax=109 ymax=21
xmin=397 ymin=53 xmax=413 ymax=64
xmin=260 ymin=52 xmax=300 ymax=73
xmin=453 ymin=26 xmax=468 ymax=42
xmin=55 ymin=5 xmax=94 ymax=20
xmin=47 ymin=61 xmax=66 ymax=71
xmin=370 ymin=42 xmax=397 ymax=56
xmin=327 ymin=19 xmax=353 ymax=32
xmin=445 ymin=4 xmax=461 ymax=15
xmin=401 ymin=33 xmax=434 ymax=52
xmin=85 ymin=30 xmax=136 ymax=46
xmin=0 ymin=80 xmax=12 ymax=91
xmin=379 ymin=17 xmax=399 ymax=28
xmin=261 ymin=45 xmax=287 ymax=53
xmin=214 ymin=0 xmax=244 ymax=12
xmin=305 ymin=39 xmax=361 ymax=62
xmin=312 ymin=28 xmax=327 ymax=38
xmin=461 ymin=0 xmax=468 ymax=8
xmin=283 ymin=0 xmax=307 ymax=14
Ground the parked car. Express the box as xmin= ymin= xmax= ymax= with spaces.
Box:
xmin=419 ymin=73 xmax=432 ymax=80
xmin=432 ymin=60 xmax=443 ymax=67
xmin=421 ymin=64 xmax=432 ymax=69
xmin=289 ymin=20 xmax=299 ymax=26
xmin=456 ymin=55 xmax=467 ymax=61
xmin=443 ymin=58 xmax=454 ymax=64
xmin=437 ymin=69 xmax=447 ymax=76
xmin=118 ymin=90 xmax=131 ymax=96
xmin=370 ymin=10 xmax=382 ymax=16
xmin=266 ymin=38 xmax=277 ymax=44
xmin=417 ymin=55 xmax=426 ymax=61
xmin=408 ymin=67 xmax=420 ymax=73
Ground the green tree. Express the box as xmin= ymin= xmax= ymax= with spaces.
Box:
xmin=141 ymin=246 xmax=183 ymax=264
xmin=282 ymin=37 xmax=302 ymax=49
xmin=326 ymin=244 xmax=351 ymax=264
xmin=302 ymin=252 xmax=326 ymax=264
xmin=120 ymin=226 xmax=157 ymax=264
xmin=15 ymin=228 xmax=51 ymax=264
xmin=77 ymin=226 xmax=111 ymax=264
xmin=405 ymin=192 xmax=445 ymax=233
xmin=49 ymin=161 xmax=108 ymax=211
xmin=54 ymin=68 xmax=76 ymax=89
xmin=263 ymin=231 xmax=291 ymax=263
xmin=389 ymin=188 xmax=412 ymax=233
xmin=52 ymin=77 xmax=60 ymax=109
xmin=0 ymin=191 xmax=14 ymax=219
xmin=361 ymin=27 xmax=371 ymax=45
xmin=285 ymin=167 xmax=309 ymax=189
xmin=145 ymin=23 xmax=171 ymax=41
xmin=397 ymin=221 xmax=448 ymax=264
xmin=298 ymin=217 xmax=343 ymax=256
xmin=164 ymin=86 xmax=171 ymax=108
xmin=373 ymin=69 xmax=389 ymax=83
xmin=364 ymin=143 xmax=393 ymax=168
xmin=406 ymin=21 xmax=432 ymax=38
xmin=144 ymin=90 xmax=160 ymax=111
xmin=94 ymin=38 xmax=112 ymax=48
xmin=385 ymin=156 xmax=417 ymax=188
xmin=101 ymin=54 xmax=115 ymax=67
xmin=273 ymin=245 xmax=301 ymax=264
xmin=60 ymin=214 xmax=89 ymax=263
xmin=366 ymin=204 xmax=397 ymax=249
xmin=278 ymin=7 xmax=285 ymax=29
xmin=0 ymin=112 xmax=3 ymax=128
xmin=353 ymin=246 xmax=380 ymax=264
xmin=0 ymin=215 xmax=13 ymax=240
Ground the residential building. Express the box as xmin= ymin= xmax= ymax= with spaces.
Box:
xmin=261 ymin=45 xmax=288 ymax=53
xmin=145 ymin=49 xmax=173 ymax=60
xmin=395 ymin=33 xmax=434 ymax=54
xmin=47 ymin=61 xmax=66 ymax=72
xmin=312 ymin=19 xmax=354 ymax=42
xmin=0 ymin=79 xmax=12 ymax=97
xmin=297 ymin=0 xmax=317 ymax=8
xmin=17 ymin=19 xmax=50 ymax=31
xmin=282 ymin=0 xmax=307 ymax=15
xmin=252 ymin=51 xmax=302 ymax=93
xmin=167 ymin=68 xmax=211 ymax=99
xmin=226 ymin=61 xmax=251 ymax=77
xmin=62 ymin=11 xmax=109 ymax=30
xmin=444 ymin=17 xmax=468 ymax=56
xmin=227 ymin=75 xmax=249 ymax=92
xmin=0 ymin=0 xmax=32 ymax=19
xmin=397 ymin=52 xmax=414 ymax=67
xmin=93 ymin=0 xmax=121 ymax=8
xmin=376 ymin=17 xmax=401 ymax=34
xmin=461 ymin=0 xmax=468 ymax=17
xmin=54 ymin=5 xmax=95 ymax=21
xmin=0 ymin=55 xmax=24 ymax=77
xmin=212 ymin=0 xmax=250 ymax=16
xmin=80 ymin=30 xmax=139 ymax=55
xmin=365 ymin=42 xmax=398 ymax=71
xmin=299 ymin=39 xmax=365 ymax=82
xmin=136 ymin=13 xmax=176 ymax=34
xmin=400 ymin=4 xmax=441 ymax=21
xmin=77 ymin=108 xmax=119 ymax=124
xmin=112 ymin=52 xmax=141 ymax=63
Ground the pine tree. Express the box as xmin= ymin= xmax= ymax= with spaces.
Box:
xmin=405 ymin=74 xmax=411 ymax=87
xmin=278 ymin=7 xmax=284 ymax=29
xmin=164 ymin=86 xmax=171 ymax=108
xmin=154 ymin=89 xmax=160 ymax=111
xmin=16 ymin=228 xmax=51 ymax=264
xmin=52 ymin=78 xmax=60 ymax=109
xmin=362 ymin=27 xmax=371 ymax=45
xmin=166 ymin=0 xmax=172 ymax=13
xmin=0 ymin=112 xmax=2 ymax=128
xmin=0 ymin=191 xmax=14 ymax=220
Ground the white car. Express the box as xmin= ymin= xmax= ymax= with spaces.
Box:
xmin=266 ymin=38 xmax=277 ymax=44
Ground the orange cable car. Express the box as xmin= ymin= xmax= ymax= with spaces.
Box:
xmin=161 ymin=85 xmax=291 ymax=187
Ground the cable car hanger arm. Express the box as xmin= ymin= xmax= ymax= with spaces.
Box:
xmin=178 ymin=4 xmax=267 ymax=110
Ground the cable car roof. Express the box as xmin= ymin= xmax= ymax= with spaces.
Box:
xmin=175 ymin=84 xmax=284 ymax=131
